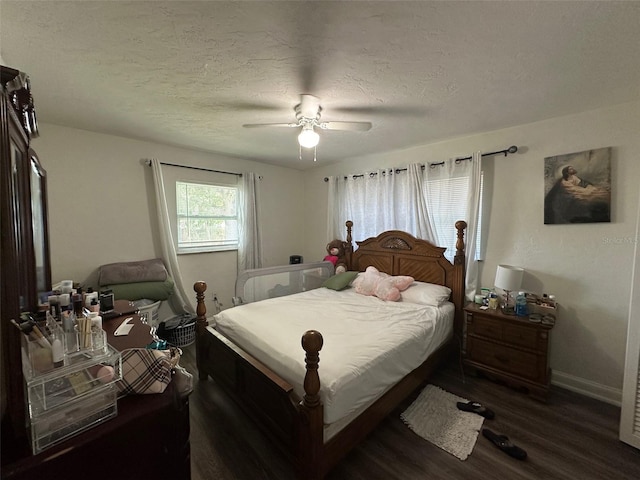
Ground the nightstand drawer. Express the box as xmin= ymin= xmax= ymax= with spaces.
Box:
xmin=503 ymin=324 xmax=538 ymax=349
xmin=469 ymin=338 xmax=540 ymax=380
xmin=470 ymin=315 xmax=503 ymax=341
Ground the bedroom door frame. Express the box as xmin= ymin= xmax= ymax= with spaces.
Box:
xmin=620 ymin=189 xmax=640 ymax=449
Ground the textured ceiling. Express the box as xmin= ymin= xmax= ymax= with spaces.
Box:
xmin=2 ymin=1 xmax=639 ymax=170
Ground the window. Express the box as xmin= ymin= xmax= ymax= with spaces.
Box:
xmin=176 ymin=181 xmax=238 ymax=253
xmin=423 ymin=172 xmax=484 ymax=261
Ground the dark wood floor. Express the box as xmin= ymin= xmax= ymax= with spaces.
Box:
xmin=180 ymin=345 xmax=640 ymax=480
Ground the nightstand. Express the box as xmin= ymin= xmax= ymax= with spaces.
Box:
xmin=462 ymin=303 xmax=554 ymax=402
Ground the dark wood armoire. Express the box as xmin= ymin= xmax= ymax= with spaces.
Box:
xmin=1 ymin=65 xmax=51 ymax=460
xmin=0 ymin=67 xmax=191 ymax=480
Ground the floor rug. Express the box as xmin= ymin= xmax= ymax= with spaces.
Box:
xmin=400 ymin=384 xmax=484 ymax=460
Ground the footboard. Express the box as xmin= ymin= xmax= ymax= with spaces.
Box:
xmin=193 ymin=282 xmax=325 ymax=478
xmin=200 ymin=323 xmax=301 ymax=449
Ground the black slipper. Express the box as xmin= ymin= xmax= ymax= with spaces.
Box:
xmin=482 ymin=428 xmax=527 ymax=460
xmin=456 ymin=401 xmax=495 ymax=419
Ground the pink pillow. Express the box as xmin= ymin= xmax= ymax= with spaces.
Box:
xmin=352 ymin=266 xmax=414 ymax=301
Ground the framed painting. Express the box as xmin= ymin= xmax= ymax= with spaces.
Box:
xmin=543 ymin=147 xmax=611 ymax=224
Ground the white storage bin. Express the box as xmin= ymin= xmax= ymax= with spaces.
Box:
xmin=133 ymin=299 xmax=161 ymax=326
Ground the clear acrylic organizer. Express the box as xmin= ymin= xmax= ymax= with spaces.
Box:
xmin=21 ymin=321 xmax=122 ymax=416
xmin=29 ymin=384 xmax=118 ymax=454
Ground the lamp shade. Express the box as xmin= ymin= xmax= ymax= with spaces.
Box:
xmin=494 ymin=264 xmax=524 ymax=292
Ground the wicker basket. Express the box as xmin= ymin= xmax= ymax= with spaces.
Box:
xmin=160 ymin=315 xmax=196 ymax=347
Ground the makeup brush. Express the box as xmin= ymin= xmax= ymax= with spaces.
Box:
xmin=11 ymin=319 xmax=52 ymax=349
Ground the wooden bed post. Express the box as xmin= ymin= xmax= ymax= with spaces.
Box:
xmin=344 ymin=220 xmax=354 ymax=270
xmin=454 ymin=220 xmax=467 ymax=266
xmin=298 ymin=330 xmax=324 ymax=480
xmin=453 ymin=221 xmax=467 ymax=337
xmin=194 ymin=281 xmax=208 ymax=381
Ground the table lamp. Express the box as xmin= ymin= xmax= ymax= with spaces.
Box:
xmin=494 ymin=264 xmax=524 ymax=315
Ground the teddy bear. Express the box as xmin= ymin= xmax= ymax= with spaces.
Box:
xmin=324 ymin=239 xmax=348 ymax=274
xmin=352 ymin=265 xmax=414 ymax=301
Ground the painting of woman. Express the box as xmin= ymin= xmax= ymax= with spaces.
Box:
xmin=544 ymin=147 xmax=611 ymax=224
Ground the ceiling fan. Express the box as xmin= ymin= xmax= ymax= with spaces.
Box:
xmin=242 ymin=94 xmax=372 ymax=152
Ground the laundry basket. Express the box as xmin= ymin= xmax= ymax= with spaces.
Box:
xmin=157 ymin=314 xmax=196 ymax=348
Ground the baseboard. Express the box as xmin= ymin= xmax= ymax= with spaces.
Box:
xmin=551 ymin=370 xmax=622 ymax=406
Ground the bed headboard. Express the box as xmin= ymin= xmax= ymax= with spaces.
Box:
xmin=344 ymin=220 xmax=467 ymax=336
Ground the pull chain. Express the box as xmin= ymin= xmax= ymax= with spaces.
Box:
xmin=298 ymin=145 xmax=318 ymax=162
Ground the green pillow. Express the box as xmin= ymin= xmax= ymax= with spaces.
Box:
xmin=322 ymin=271 xmax=359 ymax=291
xmin=104 ymin=278 xmax=175 ymax=301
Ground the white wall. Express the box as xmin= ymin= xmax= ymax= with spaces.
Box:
xmin=302 ymin=100 xmax=640 ymax=404
xmin=32 ymin=124 xmax=305 ymax=312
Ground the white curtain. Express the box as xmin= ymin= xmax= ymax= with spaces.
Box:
xmin=149 ymin=158 xmax=195 ymax=315
xmin=422 ymin=152 xmax=482 ymax=300
xmin=327 ymin=153 xmax=482 ymax=301
xmin=238 ymin=172 xmax=263 ymax=272
xmin=326 ymin=166 xmax=436 ymax=244
xmin=406 ymin=163 xmax=437 ymax=240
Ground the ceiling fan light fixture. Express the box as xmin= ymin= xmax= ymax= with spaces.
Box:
xmin=298 ymin=125 xmax=319 ymax=148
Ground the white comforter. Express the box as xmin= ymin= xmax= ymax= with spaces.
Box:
xmin=213 ymin=287 xmax=453 ymax=424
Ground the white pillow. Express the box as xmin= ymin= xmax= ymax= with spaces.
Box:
xmin=401 ymin=281 xmax=452 ymax=306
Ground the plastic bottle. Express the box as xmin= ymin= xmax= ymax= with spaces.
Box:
xmin=89 ymin=298 xmax=100 ymax=313
xmin=515 ymin=292 xmax=528 ymax=316
xmin=89 ymin=311 xmax=102 ymax=330
xmin=72 ymin=293 xmax=84 ymax=317
xmin=51 ymin=336 xmax=64 ymax=368
xmin=488 ymin=291 xmax=499 ymax=310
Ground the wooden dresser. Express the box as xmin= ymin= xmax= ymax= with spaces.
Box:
xmin=462 ymin=303 xmax=554 ymax=401
xmin=1 ymin=382 xmax=190 ymax=480
xmin=1 ymin=310 xmax=191 ymax=480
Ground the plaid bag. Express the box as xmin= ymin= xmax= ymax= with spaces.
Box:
xmin=116 ymin=347 xmax=180 ymax=395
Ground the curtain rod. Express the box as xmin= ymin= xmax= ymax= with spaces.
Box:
xmin=144 ymin=159 xmax=242 ymax=177
xmin=323 ymin=145 xmax=518 ymax=182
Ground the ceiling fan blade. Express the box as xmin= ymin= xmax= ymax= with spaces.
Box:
xmin=319 ymin=121 xmax=372 ymax=132
xmin=216 ymin=101 xmax=284 ymax=112
xmin=334 ymin=105 xmax=428 ymax=118
xmin=242 ymin=122 xmax=299 ymax=128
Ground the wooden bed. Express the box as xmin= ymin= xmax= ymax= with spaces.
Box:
xmin=193 ymin=220 xmax=467 ymax=479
